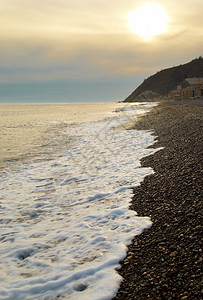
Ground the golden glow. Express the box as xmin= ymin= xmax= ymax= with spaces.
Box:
xmin=128 ymin=3 xmax=169 ymax=39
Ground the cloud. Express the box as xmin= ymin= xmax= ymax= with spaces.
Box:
xmin=0 ymin=0 xmax=202 ymax=92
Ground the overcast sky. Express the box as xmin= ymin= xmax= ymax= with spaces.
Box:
xmin=0 ymin=0 xmax=202 ymax=102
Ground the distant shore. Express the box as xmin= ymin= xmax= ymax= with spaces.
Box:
xmin=113 ymin=100 xmax=203 ymax=299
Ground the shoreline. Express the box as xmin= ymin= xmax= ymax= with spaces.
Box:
xmin=113 ymin=101 xmax=203 ymax=299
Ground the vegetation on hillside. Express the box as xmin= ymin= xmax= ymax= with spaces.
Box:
xmin=124 ymin=57 xmax=203 ymax=102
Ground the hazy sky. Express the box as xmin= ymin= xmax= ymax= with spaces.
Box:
xmin=0 ymin=0 xmax=202 ymax=102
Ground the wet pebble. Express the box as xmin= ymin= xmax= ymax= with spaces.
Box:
xmin=113 ymin=103 xmax=203 ymax=300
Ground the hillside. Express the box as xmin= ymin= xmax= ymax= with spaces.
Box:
xmin=124 ymin=57 xmax=203 ymax=102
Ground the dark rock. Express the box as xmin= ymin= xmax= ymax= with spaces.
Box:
xmin=73 ymin=282 xmax=88 ymax=292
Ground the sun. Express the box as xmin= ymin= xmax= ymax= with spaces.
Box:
xmin=128 ymin=3 xmax=169 ymax=39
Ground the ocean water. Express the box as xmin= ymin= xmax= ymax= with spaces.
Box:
xmin=0 ymin=102 xmax=161 ymax=300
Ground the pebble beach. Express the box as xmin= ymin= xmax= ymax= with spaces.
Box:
xmin=114 ymin=101 xmax=203 ymax=299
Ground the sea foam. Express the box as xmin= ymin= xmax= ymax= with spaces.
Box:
xmin=0 ymin=102 xmax=161 ymax=299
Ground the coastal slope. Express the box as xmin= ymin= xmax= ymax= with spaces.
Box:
xmin=124 ymin=57 xmax=203 ymax=102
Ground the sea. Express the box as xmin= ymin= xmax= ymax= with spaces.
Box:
xmin=0 ymin=102 xmax=161 ymax=300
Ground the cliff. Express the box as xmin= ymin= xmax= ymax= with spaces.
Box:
xmin=124 ymin=57 xmax=203 ymax=102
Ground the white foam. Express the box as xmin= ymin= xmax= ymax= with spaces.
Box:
xmin=0 ymin=102 xmax=161 ymax=300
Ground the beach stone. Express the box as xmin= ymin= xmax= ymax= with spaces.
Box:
xmin=20 ymin=273 xmax=32 ymax=278
xmin=73 ymin=281 xmax=88 ymax=292
xmin=29 ymin=210 xmax=38 ymax=218
xmin=113 ymin=102 xmax=203 ymax=300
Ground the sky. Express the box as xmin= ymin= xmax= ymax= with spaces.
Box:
xmin=0 ymin=0 xmax=202 ymax=103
